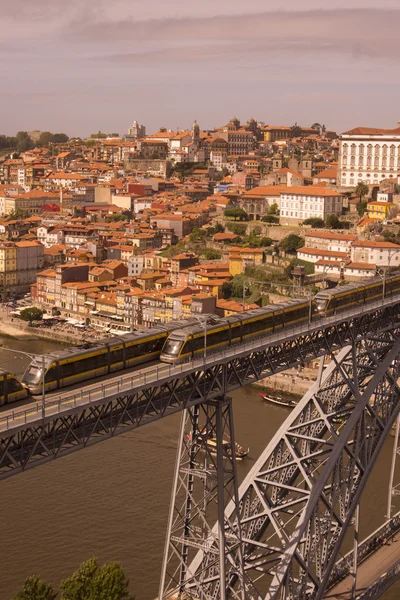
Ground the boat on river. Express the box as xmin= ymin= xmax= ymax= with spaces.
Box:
xmin=258 ymin=392 xmax=297 ymax=409
xmin=186 ymin=430 xmax=249 ymax=460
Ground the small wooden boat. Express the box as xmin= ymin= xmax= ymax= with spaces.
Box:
xmin=258 ymin=392 xmax=297 ymax=409
xmin=186 ymin=431 xmax=249 ymax=459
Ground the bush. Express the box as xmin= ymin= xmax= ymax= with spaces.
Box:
xmin=200 ymin=248 xmax=222 ymax=260
xmin=261 ymin=215 xmax=279 ymax=224
xmin=303 ymin=217 xmax=324 ymax=228
xmin=325 ymin=214 xmax=341 ymax=229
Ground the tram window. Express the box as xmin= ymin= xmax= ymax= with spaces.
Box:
xmin=60 ymin=362 xmax=75 ymax=378
xmin=46 ymin=366 xmax=58 ymax=383
xmin=0 ymin=379 xmax=5 ymax=397
xmin=7 ymin=377 xmax=21 ymax=393
xmin=126 ymin=343 xmax=142 ymax=359
xmin=110 ymin=348 xmax=124 ymax=363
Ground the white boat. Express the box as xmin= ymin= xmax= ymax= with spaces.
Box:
xmin=186 ymin=431 xmax=249 ymax=459
xmin=258 ymin=392 xmax=297 ymax=409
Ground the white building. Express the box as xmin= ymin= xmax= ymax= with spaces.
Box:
xmin=128 ymin=255 xmax=145 ymax=277
xmin=338 ymin=124 xmax=400 ymax=188
xmin=350 ymin=241 xmax=400 ymax=267
xmin=279 ymin=187 xmax=343 ymax=225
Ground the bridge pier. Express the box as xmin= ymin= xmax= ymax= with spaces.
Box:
xmin=158 ymin=396 xmax=246 ymax=600
xmin=184 ymin=325 xmax=400 ymax=599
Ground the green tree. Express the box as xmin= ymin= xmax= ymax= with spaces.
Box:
xmin=221 ymin=281 xmax=233 ymax=299
xmin=355 ymin=181 xmax=369 ymax=202
xmin=279 ymin=234 xmax=304 ymax=253
xmin=52 ymin=133 xmax=69 ymax=144
xmin=16 ymin=131 xmax=34 ymax=152
xmin=224 ymin=207 xmax=248 ymax=221
xmin=357 ymin=201 xmax=368 ymax=217
xmin=226 ymin=222 xmax=247 ymax=235
xmin=303 ymin=217 xmax=324 ymax=228
xmin=60 ymin=557 xmax=133 ymax=600
xmin=19 ymin=307 xmax=44 ymax=325
xmin=268 ymin=203 xmax=279 ymax=215
xmin=13 ymin=575 xmax=56 ymax=600
xmin=189 ymin=228 xmax=208 ymax=242
xmin=38 ymin=132 xmax=54 ymax=147
xmin=213 ymin=222 xmax=224 ymax=234
xmin=325 ymin=214 xmax=341 ymax=229
xmin=261 ymin=215 xmax=279 ymax=224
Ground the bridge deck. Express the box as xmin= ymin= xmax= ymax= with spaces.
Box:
xmin=325 ymin=536 xmax=400 ymax=599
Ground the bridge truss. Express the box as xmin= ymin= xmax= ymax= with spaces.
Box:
xmin=160 ymin=316 xmax=400 ymax=599
xmin=1 ymin=300 xmax=400 ymax=481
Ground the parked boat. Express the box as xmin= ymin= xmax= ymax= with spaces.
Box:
xmin=258 ymin=392 xmax=297 ymax=409
xmin=186 ymin=430 xmax=249 ymax=459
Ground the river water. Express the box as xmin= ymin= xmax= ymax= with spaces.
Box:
xmin=0 ymin=336 xmax=399 ymax=599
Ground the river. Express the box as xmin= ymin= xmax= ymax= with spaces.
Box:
xmin=0 ymin=336 xmax=398 ymax=600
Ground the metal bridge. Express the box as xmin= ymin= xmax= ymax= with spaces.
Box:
xmin=1 ymin=294 xmax=400 ymax=599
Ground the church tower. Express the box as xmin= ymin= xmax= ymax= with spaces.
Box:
xmin=192 ymin=120 xmax=200 ymax=145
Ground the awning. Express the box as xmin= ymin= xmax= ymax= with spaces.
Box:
xmin=84 ymin=301 xmax=95 ymax=306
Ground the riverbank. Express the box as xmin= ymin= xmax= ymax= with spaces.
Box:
xmin=253 ymin=366 xmax=318 ymax=398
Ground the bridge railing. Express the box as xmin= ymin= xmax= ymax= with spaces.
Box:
xmin=2 ymin=292 xmax=400 ymax=432
xmin=327 ymin=512 xmax=400 ymax=589
xmin=355 ymin=559 xmax=400 ymax=600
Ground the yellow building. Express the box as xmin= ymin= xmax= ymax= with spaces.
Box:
xmin=0 ymin=243 xmax=17 ymax=287
xmin=228 ymin=247 xmax=264 ymax=276
xmin=366 ymin=201 xmax=393 ymax=220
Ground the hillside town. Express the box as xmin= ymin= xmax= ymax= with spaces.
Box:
xmin=1 ymin=117 xmax=400 ymax=340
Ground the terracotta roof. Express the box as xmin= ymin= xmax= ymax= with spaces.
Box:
xmin=352 ymin=241 xmax=400 ymax=248
xmin=306 ymin=231 xmax=356 ymax=241
xmin=298 ymin=247 xmax=348 ymax=258
xmin=342 ymin=127 xmax=400 ymax=136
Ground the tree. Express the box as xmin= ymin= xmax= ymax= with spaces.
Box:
xmin=213 ymin=222 xmax=224 ymax=234
xmin=279 ymin=234 xmax=304 ymax=253
xmin=357 ymin=201 xmax=368 ymax=217
xmin=268 ymin=203 xmax=279 ymax=215
xmin=221 ymin=281 xmax=233 ymax=299
xmin=261 ymin=215 xmax=279 ymax=224
xmin=19 ymin=307 xmax=44 ymax=325
xmin=226 ymin=222 xmax=247 ymax=235
xmin=16 ymin=131 xmax=34 ymax=152
xmin=303 ymin=217 xmax=325 ymax=228
xmin=60 ymin=557 xmax=133 ymax=600
xmin=13 ymin=576 xmax=56 ymax=600
xmin=355 ymin=181 xmax=369 ymax=202
xmin=224 ymin=207 xmax=248 ymax=221
xmin=325 ymin=214 xmax=341 ymax=229
xmin=106 ymin=214 xmax=128 ymax=222
xmin=189 ymin=228 xmax=208 ymax=242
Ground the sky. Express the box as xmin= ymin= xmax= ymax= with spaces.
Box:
xmin=1 ymin=0 xmax=400 ymax=137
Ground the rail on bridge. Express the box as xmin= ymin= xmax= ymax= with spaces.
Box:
xmin=159 ymin=314 xmax=400 ymax=600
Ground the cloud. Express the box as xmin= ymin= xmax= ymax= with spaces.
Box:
xmin=63 ymin=9 xmax=400 ymax=63
xmin=74 ymin=9 xmax=400 ymax=65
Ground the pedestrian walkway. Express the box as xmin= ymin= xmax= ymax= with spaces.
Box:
xmin=325 ymin=535 xmax=400 ymax=599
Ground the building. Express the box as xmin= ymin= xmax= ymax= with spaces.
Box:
xmin=128 ymin=120 xmax=146 ymax=139
xmin=228 ymin=247 xmax=264 ymax=276
xmin=279 ymin=187 xmax=343 ymax=225
xmin=366 ymin=201 xmax=396 ymax=220
xmin=338 ymin=124 xmax=400 ymax=187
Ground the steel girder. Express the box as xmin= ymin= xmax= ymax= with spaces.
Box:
xmin=187 ymin=324 xmax=400 ymax=600
xmin=0 ymin=304 xmax=399 ymax=481
xmin=159 ymin=398 xmax=247 ymax=600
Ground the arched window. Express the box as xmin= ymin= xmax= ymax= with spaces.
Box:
xmin=359 ymin=144 xmax=364 ymax=155
xmin=382 ymin=144 xmax=388 ymax=156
